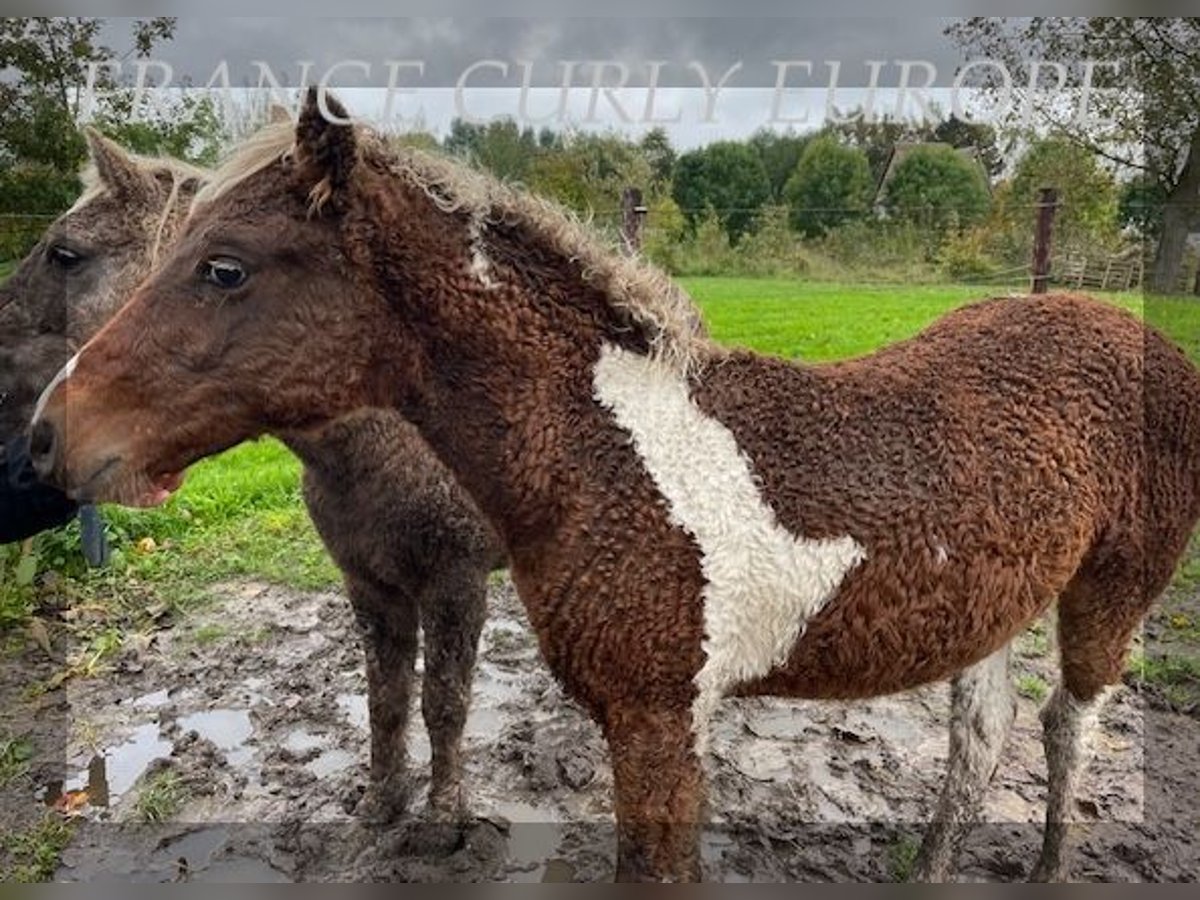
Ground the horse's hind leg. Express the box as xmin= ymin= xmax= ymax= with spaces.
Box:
xmin=418 ymin=561 xmax=488 ymax=820
xmin=911 ymin=642 xmax=1016 ymax=882
xmin=1030 ymin=569 xmax=1154 ymax=882
xmin=345 ymin=573 xmax=421 ymax=824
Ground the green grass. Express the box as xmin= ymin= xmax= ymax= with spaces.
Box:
xmin=192 ymin=623 xmax=229 ymax=645
xmin=0 ymin=260 xmax=14 ymax=280
xmin=0 ymin=814 xmax=75 ymax=882
xmin=1126 ymin=650 xmax=1200 ymax=710
xmin=681 ymin=279 xmax=1010 ymax=361
xmin=1016 ymin=673 xmax=1050 ymax=704
xmin=887 ymin=832 xmax=920 ymax=882
xmin=0 ymin=732 xmax=34 ymax=788
xmin=134 ymin=770 xmax=188 ymax=823
xmin=680 ymin=278 xmax=1200 ymax=365
xmin=4 ymin=437 xmax=339 ymax=684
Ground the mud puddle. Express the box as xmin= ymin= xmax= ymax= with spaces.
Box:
xmin=18 ymin=576 xmax=1200 ymax=882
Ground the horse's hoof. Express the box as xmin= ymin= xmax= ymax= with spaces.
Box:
xmin=355 ymin=777 xmax=416 ymax=826
xmin=1027 ymin=864 xmax=1069 ymax=883
xmin=425 ymin=781 xmax=467 ymax=824
xmin=909 ymin=865 xmax=953 ymax=883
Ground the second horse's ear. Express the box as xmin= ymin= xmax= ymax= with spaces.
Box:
xmin=83 ymin=128 xmax=155 ymax=200
xmin=294 ymin=86 xmax=357 ymax=213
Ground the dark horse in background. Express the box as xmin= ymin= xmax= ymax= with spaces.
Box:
xmin=31 ymin=90 xmax=1200 ymax=881
xmin=1 ymin=295 xmax=78 ymax=543
xmin=0 ymin=128 xmax=504 ymax=823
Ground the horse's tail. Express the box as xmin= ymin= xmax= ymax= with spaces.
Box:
xmin=1142 ymin=321 xmax=1200 ymax=544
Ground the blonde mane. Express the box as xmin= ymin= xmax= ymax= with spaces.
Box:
xmin=196 ymin=120 xmax=708 ymax=372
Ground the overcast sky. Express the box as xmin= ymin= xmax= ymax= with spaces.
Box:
xmin=70 ymin=14 xmax=1138 ymax=155
xmin=79 ymin=17 xmax=1008 ymax=146
xmin=140 ymin=17 xmax=970 ymax=87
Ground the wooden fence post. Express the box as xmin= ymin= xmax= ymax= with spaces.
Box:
xmin=1193 ymin=262 xmax=1200 ymax=296
xmin=1030 ymin=186 xmax=1060 ymax=294
xmin=621 ymin=187 xmax=647 ymax=255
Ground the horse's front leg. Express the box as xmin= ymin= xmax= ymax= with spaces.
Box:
xmin=418 ymin=561 xmax=488 ymax=821
xmin=606 ymin=705 xmax=707 ymax=882
xmin=344 ymin=573 xmax=421 ymax=824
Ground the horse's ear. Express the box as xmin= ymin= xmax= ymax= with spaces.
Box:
xmin=295 ymin=86 xmax=357 ymax=213
xmin=83 ymin=128 xmax=154 ymax=199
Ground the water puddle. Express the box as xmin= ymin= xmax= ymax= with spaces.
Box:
xmin=465 ymin=668 xmax=524 ymax=738
xmin=743 ymin=704 xmax=816 ymax=740
xmin=490 ymin=800 xmax=570 ymax=883
xmin=178 ymin=709 xmax=254 ymax=767
xmin=702 ymin=830 xmax=751 ymax=882
xmin=281 ymin=729 xmax=359 ymax=777
xmin=131 ymin=688 xmax=171 ymax=710
xmin=307 ymin=748 xmax=357 ymax=778
xmin=48 ymin=722 xmax=173 ymax=808
xmin=150 ymin=827 xmax=291 ymax=883
xmin=335 ymin=694 xmax=368 ymax=730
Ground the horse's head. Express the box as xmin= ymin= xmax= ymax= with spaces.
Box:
xmin=31 ymin=90 xmax=396 ymax=506
xmin=0 ymin=132 xmax=204 ymax=452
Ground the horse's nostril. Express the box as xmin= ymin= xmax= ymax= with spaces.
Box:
xmin=28 ymin=419 xmax=58 ymax=473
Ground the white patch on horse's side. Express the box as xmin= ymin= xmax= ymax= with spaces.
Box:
xmin=467 ymin=214 xmax=499 ymax=290
xmin=32 ymin=352 xmax=79 ymax=425
xmin=593 ymin=344 xmax=866 ymax=752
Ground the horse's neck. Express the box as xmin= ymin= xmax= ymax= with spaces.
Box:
xmin=361 ymin=176 xmax=663 ymax=552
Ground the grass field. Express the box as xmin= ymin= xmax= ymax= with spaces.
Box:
xmin=1 ymin=277 xmax=1199 ymax=668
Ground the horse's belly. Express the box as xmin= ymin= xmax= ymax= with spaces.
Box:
xmin=737 ymin=557 xmax=1061 ymax=701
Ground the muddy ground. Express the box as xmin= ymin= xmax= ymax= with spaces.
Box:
xmin=2 ymin=573 xmax=1198 ymax=882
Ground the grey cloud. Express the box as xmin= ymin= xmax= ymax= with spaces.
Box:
xmin=133 ymin=17 xmax=973 ymax=89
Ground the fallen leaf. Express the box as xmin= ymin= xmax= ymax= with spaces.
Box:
xmin=136 ymin=537 xmax=158 ymax=554
xmin=52 ymin=789 xmax=90 ymax=817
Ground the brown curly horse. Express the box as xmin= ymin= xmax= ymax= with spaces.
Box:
xmin=0 ymin=129 xmax=502 ymax=823
xmin=31 ymin=91 xmax=1200 ymax=882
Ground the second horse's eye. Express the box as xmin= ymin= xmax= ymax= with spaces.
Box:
xmin=48 ymin=245 xmax=85 ymax=270
xmin=203 ymin=256 xmax=248 ymax=289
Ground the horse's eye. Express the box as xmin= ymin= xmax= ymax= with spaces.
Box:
xmin=203 ymin=257 xmax=248 ymax=290
xmin=48 ymin=244 xmax=85 ymax=270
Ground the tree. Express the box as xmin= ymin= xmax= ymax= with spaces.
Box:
xmin=0 ymin=17 xmax=176 ymax=172
xmin=91 ymin=93 xmax=224 ymax=167
xmin=528 ymin=132 xmax=655 ymax=221
xmin=832 ymin=113 xmax=934 ymax=185
xmin=639 ymin=127 xmax=676 ymax=188
xmin=831 ymin=109 xmax=1003 ymax=185
xmin=932 ymin=115 xmax=1004 ymax=179
xmin=671 ymin=141 xmax=771 ymax=243
xmin=947 ymin=17 xmax=1200 ymax=292
xmin=749 ymin=129 xmax=813 ymax=202
xmin=443 ymin=118 xmax=539 ymax=182
xmin=1005 ymin=137 xmax=1118 ymax=250
xmin=1119 ymin=175 xmax=1168 ymax=240
xmin=883 ymin=145 xmax=991 ymax=232
xmin=781 ymin=136 xmax=873 ymax=237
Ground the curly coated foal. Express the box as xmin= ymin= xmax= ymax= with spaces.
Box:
xmin=2 ymin=129 xmax=502 ymax=822
xmin=32 ymin=92 xmax=1200 ymax=881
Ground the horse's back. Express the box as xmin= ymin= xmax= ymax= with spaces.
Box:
xmin=699 ymin=292 xmax=1200 ymax=699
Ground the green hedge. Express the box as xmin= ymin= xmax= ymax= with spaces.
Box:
xmin=0 ymin=164 xmax=79 ymax=260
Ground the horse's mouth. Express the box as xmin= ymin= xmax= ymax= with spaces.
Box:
xmin=72 ymin=459 xmax=186 ymax=508
xmin=132 ymin=470 xmax=186 ymax=508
